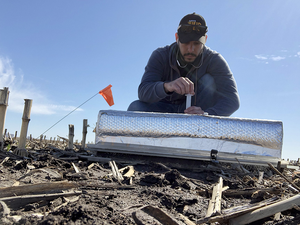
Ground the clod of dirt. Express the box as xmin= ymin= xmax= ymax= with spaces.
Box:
xmin=164 ymin=169 xmax=191 ymax=189
xmin=140 ymin=173 xmax=164 ymax=186
xmin=164 ymin=169 xmax=181 ymax=182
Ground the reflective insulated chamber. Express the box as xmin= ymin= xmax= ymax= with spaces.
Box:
xmin=94 ymin=110 xmax=283 ymax=159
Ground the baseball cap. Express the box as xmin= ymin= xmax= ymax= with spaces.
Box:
xmin=177 ymin=12 xmax=208 ymax=44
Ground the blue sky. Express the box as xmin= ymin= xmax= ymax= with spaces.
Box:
xmin=0 ymin=0 xmax=299 ymax=160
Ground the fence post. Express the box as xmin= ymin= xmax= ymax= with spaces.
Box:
xmin=0 ymin=87 xmax=9 ymax=148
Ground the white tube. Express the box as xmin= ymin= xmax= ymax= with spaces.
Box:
xmin=185 ymin=94 xmax=192 ymax=109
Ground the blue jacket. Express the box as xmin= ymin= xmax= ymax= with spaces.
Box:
xmin=138 ymin=42 xmax=240 ymax=116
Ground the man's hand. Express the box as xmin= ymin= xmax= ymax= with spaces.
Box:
xmin=164 ymin=77 xmax=195 ymax=95
xmin=184 ymin=106 xmax=205 ymax=115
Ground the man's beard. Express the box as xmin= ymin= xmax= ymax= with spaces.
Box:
xmin=176 ymin=47 xmax=202 ymax=68
xmin=184 ymin=53 xmax=197 ymax=58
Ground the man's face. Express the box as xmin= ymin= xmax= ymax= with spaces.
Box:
xmin=178 ymin=40 xmax=203 ymax=63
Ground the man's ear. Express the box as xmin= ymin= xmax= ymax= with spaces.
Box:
xmin=175 ymin=33 xmax=179 ymax=44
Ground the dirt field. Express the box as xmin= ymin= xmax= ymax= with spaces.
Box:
xmin=1 ymin=140 xmax=300 ymax=225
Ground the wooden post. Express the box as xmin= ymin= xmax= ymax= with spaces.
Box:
xmin=81 ymin=119 xmax=88 ymax=150
xmin=14 ymin=131 xmax=18 ymax=142
xmin=39 ymin=134 xmax=43 ymax=147
xmin=277 ymin=160 xmax=281 ymax=171
xmin=68 ymin=124 xmax=74 ymax=150
xmin=7 ymin=132 xmax=11 ymax=141
xmin=0 ymin=87 xmax=9 ymax=147
xmin=18 ymin=99 xmax=33 ymax=150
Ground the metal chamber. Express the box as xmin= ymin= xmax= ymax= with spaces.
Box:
xmin=95 ymin=110 xmax=283 ymax=158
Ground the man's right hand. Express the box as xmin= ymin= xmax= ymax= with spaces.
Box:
xmin=163 ymin=77 xmax=195 ymax=95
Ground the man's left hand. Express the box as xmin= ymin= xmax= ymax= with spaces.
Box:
xmin=184 ymin=106 xmax=205 ymax=115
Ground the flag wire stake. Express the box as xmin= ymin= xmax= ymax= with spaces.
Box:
xmin=38 ymin=91 xmax=100 ymax=138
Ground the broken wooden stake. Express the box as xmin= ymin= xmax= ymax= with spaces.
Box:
xmin=68 ymin=124 xmax=74 ymax=150
xmin=81 ymin=119 xmax=88 ymax=150
xmin=229 ymin=194 xmax=300 ymax=225
xmin=122 ymin=166 xmax=135 ymax=178
xmin=0 ymin=87 xmax=9 ymax=149
xmin=18 ymin=99 xmax=32 ymax=149
xmin=206 ymin=177 xmax=223 ymax=218
xmin=109 ymin=161 xmax=124 ymax=181
xmin=14 ymin=131 xmax=17 ymax=141
xmin=107 ymin=165 xmax=135 ymax=178
xmin=39 ymin=134 xmax=43 ymax=147
xmin=258 ymin=171 xmax=264 ymax=184
xmin=0 ymin=181 xmax=78 ymax=198
xmin=132 ymin=205 xmax=180 ymax=225
xmin=142 ymin=205 xmax=180 ymax=225
xmin=0 ymin=191 xmax=82 ymax=210
xmin=197 ymin=197 xmax=280 ymax=224
xmin=14 ymin=99 xmax=32 ymax=157
xmin=0 ymin=200 xmax=10 ymax=216
xmin=72 ymin=162 xmax=81 ymax=173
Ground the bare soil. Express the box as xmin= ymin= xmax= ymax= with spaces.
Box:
xmin=0 ymin=140 xmax=300 ymax=225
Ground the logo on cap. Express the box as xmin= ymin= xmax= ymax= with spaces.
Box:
xmin=187 ymin=20 xmax=202 ymax=26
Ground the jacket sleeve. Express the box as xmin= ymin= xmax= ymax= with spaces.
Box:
xmin=205 ymin=53 xmax=240 ymax=116
xmin=138 ymin=49 xmax=170 ymax=103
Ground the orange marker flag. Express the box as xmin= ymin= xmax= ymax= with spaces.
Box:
xmin=99 ymin=84 xmax=114 ymax=106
